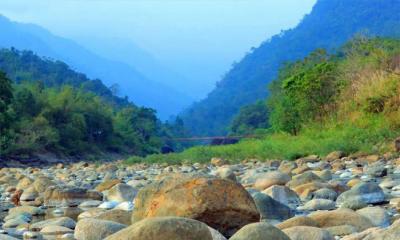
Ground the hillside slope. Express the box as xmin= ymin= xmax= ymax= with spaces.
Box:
xmin=181 ymin=0 xmax=400 ymax=136
xmin=0 ymin=15 xmax=192 ymax=119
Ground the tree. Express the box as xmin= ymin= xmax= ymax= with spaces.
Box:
xmin=0 ymin=72 xmax=14 ymax=155
xmin=230 ymin=101 xmax=269 ymax=135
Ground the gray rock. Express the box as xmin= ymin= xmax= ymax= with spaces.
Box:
xmin=337 ymin=182 xmax=385 ymax=205
xmin=251 ymin=192 xmax=294 ymax=221
xmin=107 ymin=184 xmax=137 ymax=203
xmin=356 ymin=207 xmax=390 ymax=228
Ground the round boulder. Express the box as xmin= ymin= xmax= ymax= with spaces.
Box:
xmin=132 ymin=174 xmax=260 ymax=237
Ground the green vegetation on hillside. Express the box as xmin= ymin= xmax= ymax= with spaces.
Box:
xmin=181 ymin=0 xmax=400 ymax=137
xmin=0 ymin=49 xmax=187 ymax=159
xmin=127 ymin=37 xmax=400 ymax=164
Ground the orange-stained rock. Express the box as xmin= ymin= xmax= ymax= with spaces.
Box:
xmin=132 ymin=174 xmax=260 ymax=237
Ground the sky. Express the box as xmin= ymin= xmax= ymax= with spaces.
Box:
xmin=0 ymin=0 xmax=317 ymax=99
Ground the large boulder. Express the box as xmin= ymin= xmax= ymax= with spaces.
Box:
xmin=132 ymin=174 xmax=260 ymax=237
xmin=44 ymin=187 xmax=103 ymax=207
xmin=283 ymin=226 xmax=334 ymax=240
xmin=74 ymin=218 xmax=126 ymax=240
xmin=105 ymin=217 xmax=213 ymax=240
xmin=229 ymin=222 xmax=290 ymax=240
xmin=309 ymin=208 xmax=374 ymax=232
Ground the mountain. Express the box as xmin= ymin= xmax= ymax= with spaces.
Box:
xmin=0 ymin=15 xmax=192 ymax=119
xmin=76 ymin=36 xmax=194 ymax=99
xmin=181 ymin=0 xmax=400 ymax=136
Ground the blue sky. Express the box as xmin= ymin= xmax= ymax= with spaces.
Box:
xmin=0 ymin=0 xmax=317 ymax=98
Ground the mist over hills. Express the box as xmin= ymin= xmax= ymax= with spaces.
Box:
xmin=0 ymin=15 xmax=192 ymax=119
xmin=181 ymin=0 xmax=400 ymax=136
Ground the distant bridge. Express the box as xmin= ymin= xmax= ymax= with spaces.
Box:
xmin=171 ymin=135 xmax=258 ymax=142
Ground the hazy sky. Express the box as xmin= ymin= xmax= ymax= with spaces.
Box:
xmin=0 ymin=0 xmax=317 ymax=98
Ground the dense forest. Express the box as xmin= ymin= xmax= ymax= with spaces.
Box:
xmin=0 ymin=49 xmax=186 ymax=159
xmin=131 ymin=37 xmax=400 ymax=164
xmin=181 ymin=0 xmax=400 ymax=136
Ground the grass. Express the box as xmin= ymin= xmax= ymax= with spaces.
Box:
xmin=125 ymin=115 xmax=400 ymax=165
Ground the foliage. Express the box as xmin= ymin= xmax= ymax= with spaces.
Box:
xmin=181 ymin=0 xmax=400 ymax=136
xmin=0 ymin=50 xmax=187 ymax=158
xmin=126 ymin=37 xmax=400 ymax=164
xmin=230 ymin=101 xmax=269 ymax=135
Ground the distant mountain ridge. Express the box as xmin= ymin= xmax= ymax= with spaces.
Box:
xmin=181 ymin=0 xmax=400 ymax=136
xmin=0 ymin=15 xmax=192 ymax=119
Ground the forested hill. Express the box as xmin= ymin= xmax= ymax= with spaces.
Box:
xmin=0 ymin=48 xmax=129 ymax=107
xmin=0 ymin=49 xmax=186 ymax=158
xmin=181 ymin=0 xmax=400 ymax=136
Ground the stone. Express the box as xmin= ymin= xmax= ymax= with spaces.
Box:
xmin=356 ymin=207 xmax=390 ymax=227
xmin=395 ymin=137 xmax=400 ymax=152
xmin=312 ymin=188 xmax=337 ymax=201
xmin=208 ymin=227 xmax=227 ymax=240
xmin=74 ymin=218 xmax=126 ymax=240
xmin=16 ymin=177 xmax=33 ymax=190
xmin=251 ymin=192 xmax=294 ymax=221
xmin=44 ymin=187 xmax=103 ymax=207
xmin=30 ymin=217 xmax=76 ymax=231
xmin=276 ymin=216 xmax=319 ymax=230
xmin=95 ymin=179 xmax=122 ymax=192
xmin=263 ymin=185 xmax=300 ymax=207
xmin=33 ymin=177 xmax=55 ymax=193
xmin=286 ymin=172 xmax=322 ymax=188
xmin=214 ymin=167 xmax=237 ymax=182
xmin=22 ymin=231 xmax=44 ymax=240
xmin=325 ymin=225 xmax=357 ymax=237
xmin=211 ymin=158 xmax=228 ymax=167
xmin=3 ymin=218 xmax=28 ymax=228
xmin=309 ymin=208 xmax=374 ymax=232
xmin=107 ymin=184 xmax=137 ymax=203
xmin=283 ymin=226 xmax=334 ymax=240
xmin=0 ymin=234 xmax=19 ymax=240
xmin=19 ymin=187 xmax=38 ymax=202
xmin=9 ymin=206 xmax=45 ymax=216
xmin=104 ymin=217 xmax=213 ymax=240
xmin=325 ymin=151 xmax=345 ymax=161
xmin=98 ymin=201 xmax=119 ymax=210
xmin=361 ymin=219 xmax=400 ymax=240
xmin=254 ymin=171 xmax=291 ymax=190
xmin=115 ymin=201 xmax=134 ymax=211
xmin=298 ymin=199 xmax=336 ymax=211
xmin=40 ymin=225 xmax=74 ymax=236
xmin=95 ymin=209 xmax=132 ymax=225
xmin=336 ymin=182 xmax=385 ymax=205
xmin=79 ymin=200 xmax=102 ymax=208
xmin=229 ymin=222 xmax=290 ymax=240
xmin=132 ymin=174 xmax=260 ymax=237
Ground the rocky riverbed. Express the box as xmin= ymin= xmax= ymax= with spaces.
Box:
xmin=1 ymin=152 xmax=400 ymax=240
